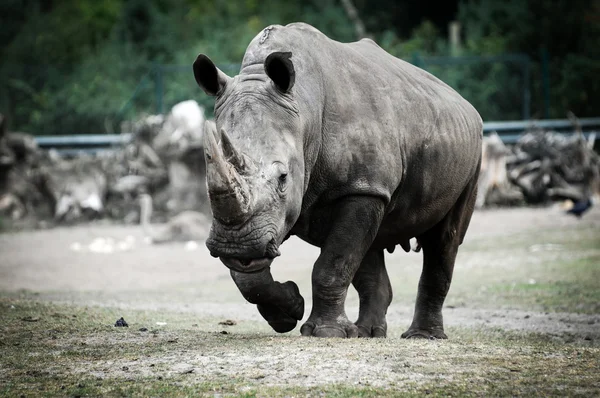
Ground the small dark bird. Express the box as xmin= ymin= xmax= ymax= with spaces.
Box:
xmin=566 ymin=198 xmax=593 ymax=218
xmin=114 ymin=317 xmax=129 ymax=327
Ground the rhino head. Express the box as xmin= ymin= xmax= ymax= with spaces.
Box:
xmin=193 ymin=52 xmax=304 ymax=274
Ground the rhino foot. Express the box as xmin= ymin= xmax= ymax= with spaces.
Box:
xmin=230 ymin=269 xmax=305 ymax=334
xmin=257 ymin=303 xmax=300 ymax=333
xmin=356 ymin=323 xmax=387 ymax=338
xmin=401 ymin=328 xmax=447 ymax=340
xmin=300 ymin=318 xmax=359 ymax=338
xmin=256 ymin=281 xmax=305 ymax=333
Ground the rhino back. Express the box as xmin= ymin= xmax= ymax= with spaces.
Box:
xmin=243 ymin=23 xmax=482 ymax=238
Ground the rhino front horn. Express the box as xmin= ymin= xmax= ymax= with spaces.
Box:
xmin=204 ymin=121 xmax=251 ymax=225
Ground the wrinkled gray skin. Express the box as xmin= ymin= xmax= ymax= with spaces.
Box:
xmin=194 ymin=23 xmax=482 ymax=338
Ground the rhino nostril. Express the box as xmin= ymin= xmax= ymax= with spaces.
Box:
xmin=265 ymin=238 xmax=281 ymax=258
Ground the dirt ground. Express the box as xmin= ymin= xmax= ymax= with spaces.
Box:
xmin=1 ymin=205 xmax=599 ymax=396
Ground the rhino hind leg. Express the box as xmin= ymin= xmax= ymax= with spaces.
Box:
xmin=402 ymin=174 xmax=479 ymax=339
xmin=352 ymin=249 xmax=392 ymax=337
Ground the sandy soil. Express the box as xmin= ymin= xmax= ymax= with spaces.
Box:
xmin=1 ymin=205 xmax=599 ymax=338
xmin=1 ymin=205 xmax=600 ymax=395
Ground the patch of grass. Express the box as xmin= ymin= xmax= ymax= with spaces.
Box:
xmin=445 ymin=225 xmax=600 ymax=313
xmin=1 ymin=298 xmax=599 ymax=397
xmin=487 ymin=255 xmax=600 ymax=314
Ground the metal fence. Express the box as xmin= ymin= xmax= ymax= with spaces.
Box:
xmin=34 ymin=118 xmax=600 ymax=155
xmin=0 ymin=53 xmax=582 ymax=140
xmin=148 ymin=54 xmax=534 ymax=121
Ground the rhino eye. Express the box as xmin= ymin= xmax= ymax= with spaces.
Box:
xmin=273 ymin=161 xmax=288 ymax=193
xmin=277 ymin=172 xmax=288 ymax=194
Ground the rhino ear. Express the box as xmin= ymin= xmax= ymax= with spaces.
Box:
xmin=193 ymin=54 xmax=231 ymax=96
xmin=265 ymin=52 xmax=295 ymax=93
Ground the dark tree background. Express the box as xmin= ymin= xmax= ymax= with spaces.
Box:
xmin=0 ymin=0 xmax=598 ymax=134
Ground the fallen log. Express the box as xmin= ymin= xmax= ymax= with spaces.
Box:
xmin=476 ymin=132 xmax=524 ymax=208
xmin=139 ymin=193 xmax=209 ymax=243
xmin=476 ymin=112 xmax=600 ymax=209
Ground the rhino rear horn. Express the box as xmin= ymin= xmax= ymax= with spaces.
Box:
xmin=220 ymin=128 xmax=251 ymax=174
xmin=193 ymin=54 xmax=231 ymax=96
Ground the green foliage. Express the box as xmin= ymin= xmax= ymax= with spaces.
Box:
xmin=457 ymin=0 xmax=600 ymax=119
xmin=0 ymin=0 xmax=356 ymax=133
xmin=0 ymin=0 xmax=598 ymax=134
xmin=382 ymin=20 xmax=446 ymax=58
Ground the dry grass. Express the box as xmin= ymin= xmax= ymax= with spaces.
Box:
xmin=1 ymin=299 xmax=599 ymax=397
xmin=1 ymin=206 xmax=599 ymax=396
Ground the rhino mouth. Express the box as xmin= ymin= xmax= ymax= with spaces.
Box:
xmin=220 ymin=256 xmax=274 ymax=273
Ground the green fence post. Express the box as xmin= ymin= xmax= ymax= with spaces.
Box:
xmin=541 ymin=48 xmax=550 ymax=119
xmin=154 ymin=63 xmax=164 ymax=114
xmin=412 ymin=52 xmax=422 ymax=68
xmin=522 ymin=55 xmax=531 ymax=120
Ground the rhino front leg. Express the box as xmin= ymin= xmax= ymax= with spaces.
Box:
xmin=230 ymin=268 xmax=304 ymax=333
xmin=301 ymin=196 xmax=385 ymax=338
xmin=352 ymin=249 xmax=392 ymax=337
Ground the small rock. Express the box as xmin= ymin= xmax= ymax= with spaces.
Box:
xmin=584 ymin=336 xmax=592 ymax=341
xmin=524 ymin=315 xmax=530 ymax=319
xmin=218 ymin=319 xmax=237 ymax=326
xmin=220 ymin=330 xmax=229 ymax=335
xmin=115 ymin=317 xmax=129 ymax=327
xmin=21 ymin=316 xmax=39 ymax=322
xmin=181 ymin=368 xmax=194 ymax=374
xmin=122 ymin=366 xmax=129 ymax=371
xmin=156 ymin=322 xmax=167 ymax=326
xmin=139 ymin=327 xmax=148 ymax=332
xmin=184 ymin=241 xmax=199 ymax=251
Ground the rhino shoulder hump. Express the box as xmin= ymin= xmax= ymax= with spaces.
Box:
xmin=285 ymin=22 xmax=322 ymax=34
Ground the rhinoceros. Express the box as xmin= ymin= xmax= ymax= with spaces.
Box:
xmin=193 ymin=23 xmax=482 ymax=338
